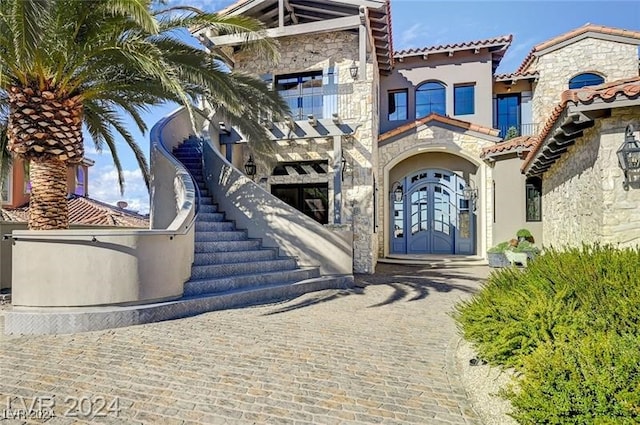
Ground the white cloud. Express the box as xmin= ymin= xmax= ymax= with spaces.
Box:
xmin=89 ymin=166 xmax=150 ymax=214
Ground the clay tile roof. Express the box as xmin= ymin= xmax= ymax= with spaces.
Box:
xmin=1 ymin=196 xmax=149 ymax=227
xmin=521 ymin=77 xmax=640 ymax=172
xmin=517 ymin=24 xmax=640 ymax=74
xmin=394 ymin=34 xmax=512 ymax=57
xmin=481 ymin=135 xmax=536 ymax=157
xmin=379 ymin=113 xmax=499 ymax=143
xmin=494 ymin=70 xmax=539 ymax=82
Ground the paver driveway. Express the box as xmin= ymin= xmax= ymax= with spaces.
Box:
xmin=0 ymin=264 xmax=489 ymax=425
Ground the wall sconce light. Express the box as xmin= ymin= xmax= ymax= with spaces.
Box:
xmin=349 ymin=61 xmax=358 ymax=79
xmin=244 ymin=155 xmax=257 ymax=179
xmin=462 ymin=179 xmax=478 ymax=210
xmin=616 ymin=124 xmax=640 ymax=191
xmin=391 ymin=181 xmax=403 ymax=202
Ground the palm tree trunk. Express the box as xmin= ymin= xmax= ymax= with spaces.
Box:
xmin=28 ymin=159 xmax=69 ymax=230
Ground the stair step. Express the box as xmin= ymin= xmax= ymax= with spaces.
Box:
xmin=184 ymin=268 xmax=320 ymax=296
xmin=193 ymin=249 xmax=277 ymax=266
xmin=199 ymin=196 xmax=214 ymax=205
xmin=196 ymin=210 xmax=225 ymax=223
xmin=195 ymin=240 xmax=262 ymax=253
xmin=191 ymin=258 xmax=298 ymax=280
xmin=195 ymin=221 xmax=235 ymax=232
xmin=197 ymin=208 xmax=221 ymax=218
xmin=195 ymin=230 xmax=247 ymax=242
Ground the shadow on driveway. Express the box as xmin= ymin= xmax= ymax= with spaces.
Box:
xmin=263 ymin=263 xmax=489 ymax=315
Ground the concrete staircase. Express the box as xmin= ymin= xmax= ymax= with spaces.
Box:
xmin=173 ymin=138 xmax=341 ymax=304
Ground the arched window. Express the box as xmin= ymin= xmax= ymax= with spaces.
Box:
xmin=569 ymin=73 xmax=604 ymax=89
xmin=415 ymin=81 xmax=446 ymax=118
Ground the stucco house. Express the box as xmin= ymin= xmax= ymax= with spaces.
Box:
xmin=199 ymin=1 xmax=640 ymax=272
xmin=5 ymin=0 xmax=640 ymax=336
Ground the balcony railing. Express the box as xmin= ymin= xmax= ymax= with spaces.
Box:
xmin=276 ymin=83 xmax=360 ymax=122
xmin=498 ymin=123 xmax=539 ymax=139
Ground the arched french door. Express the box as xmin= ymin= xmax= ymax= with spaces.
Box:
xmin=391 ymin=169 xmax=475 ymax=255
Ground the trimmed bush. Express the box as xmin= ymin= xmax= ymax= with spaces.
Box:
xmin=455 ymin=244 xmax=640 ymax=422
xmin=508 ymin=334 xmax=640 ymax=424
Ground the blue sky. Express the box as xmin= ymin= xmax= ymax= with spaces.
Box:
xmin=87 ymin=0 xmax=640 ymax=213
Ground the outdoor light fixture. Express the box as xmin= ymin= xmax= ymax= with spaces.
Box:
xmin=349 ymin=61 xmax=358 ymax=79
xmin=391 ymin=181 xmax=403 ymax=202
xmin=244 ymin=155 xmax=257 ymax=179
xmin=462 ymin=179 xmax=478 ymax=210
xmin=341 ymin=150 xmax=347 ymax=181
xmin=616 ymin=124 xmax=640 ymax=191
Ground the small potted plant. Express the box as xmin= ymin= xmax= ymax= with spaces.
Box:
xmin=516 ymin=228 xmax=535 ymax=243
xmin=487 ymin=241 xmax=511 ymax=268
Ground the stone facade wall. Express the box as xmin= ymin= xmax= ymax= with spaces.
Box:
xmin=231 ymin=31 xmax=378 ymax=273
xmin=531 ymin=39 xmax=638 ymax=124
xmin=377 ymin=125 xmax=494 ymax=257
xmin=542 ymin=107 xmax=640 ymax=247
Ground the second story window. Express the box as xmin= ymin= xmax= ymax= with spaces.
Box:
xmin=416 ymin=81 xmax=446 ymax=118
xmin=454 ymin=84 xmax=475 ymax=115
xmin=495 ymin=94 xmax=521 ymax=138
xmin=388 ymin=90 xmax=408 ymax=121
xmin=275 ymin=71 xmax=323 ymax=119
xmin=569 ymin=73 xmax=604 ymax=89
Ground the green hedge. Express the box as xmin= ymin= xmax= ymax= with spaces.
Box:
xmin=455 ymin=244 xmax=640 ymax=422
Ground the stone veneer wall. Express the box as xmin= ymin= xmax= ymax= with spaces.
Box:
xmin=232 ymin=31 xmax=378 ymax=273
xmin=542 ymin=107 xmax=640 ymax=247
xmin=377 ymin=125 xmax=494 ymax=257
xmin=530 ymin=39 xmax=638 ymax=125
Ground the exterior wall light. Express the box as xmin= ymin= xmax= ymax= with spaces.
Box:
xmin=462 ymin=180 xmax=478 ymax=211
xmin=349 ymin=61 xmax=358 ymax=79
xmin=244 ymin=155 xmax=257 ymax=179
xmin=616 ymin=124 xmax=640 ymax=191
xmin=391 ymin=181 xmax=403 ymax=202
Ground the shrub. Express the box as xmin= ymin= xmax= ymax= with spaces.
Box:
xmin=516 ymin=228 xmax=535 ymax=243
xmin=505 ymin=126 xmax=519 ymax=140
xmin=513 ymin=240 xmax=540 ymax=254
xmin=507 ymin=334 xmax=640 ymax=424
xmin=455 ymin=244 xmax=640 ymax=422
xmin=488 ymin=241 xmax=510 ymax=253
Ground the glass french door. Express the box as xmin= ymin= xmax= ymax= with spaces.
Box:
xmin=391 ymin=170 xmax=475 ymax=255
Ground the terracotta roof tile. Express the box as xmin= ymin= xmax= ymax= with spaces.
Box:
xmin=1 ymin=196 xmax=149 ymax=227
xmin=516 ymin=24 xmax=640 ymax=74
xmin=379 ymin=113 xmax=499 ymax=143
xmin=481 ymin=135 xmax=536 ymax=157
xmin=494 ymin=70 xmax=538 ymax=81
xmin=521 ymin=77 xmax=640 ymax=172
xmin=394 ymin=34 xmax=512 ymax=57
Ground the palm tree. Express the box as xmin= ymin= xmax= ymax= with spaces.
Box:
xmin=0 ymin=0 xmax=286 ymax=229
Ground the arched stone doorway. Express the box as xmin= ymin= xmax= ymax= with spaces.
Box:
xmin=390 ymin=169 xmax=475 ymax=255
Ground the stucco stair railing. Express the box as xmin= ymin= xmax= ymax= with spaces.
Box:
xmin=3 ymin=107 xmax=352 ymax=335
xmin=173 ymin=137 xmax=345 ymax=299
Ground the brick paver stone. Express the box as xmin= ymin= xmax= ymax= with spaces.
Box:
xmin=0 ymin=264 xmax=489 ymax=425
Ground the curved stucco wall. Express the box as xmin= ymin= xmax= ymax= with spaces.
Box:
xmin=11 ymin=108 xmax=196 ymax=307
xmin=203 ymin=120 xmax=353 ymax=275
